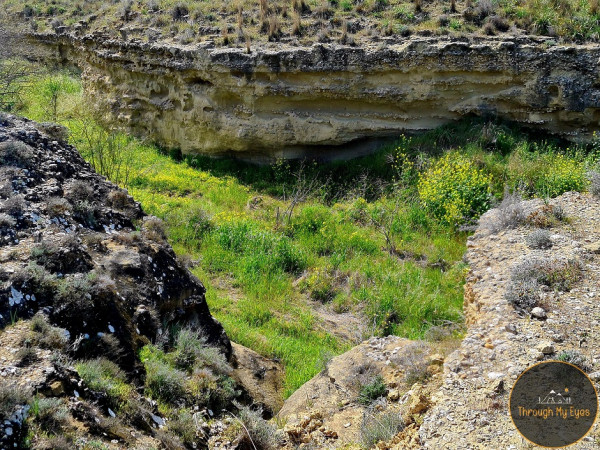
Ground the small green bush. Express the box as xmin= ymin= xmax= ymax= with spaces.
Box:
xmin=173 ymin=328 xmax=201 ymax=370
xmin=16 ymin=346 xmax=38 ymax=367
xmin=29 ymin=313 xmax=68 ymax=350
xmin=173 ymin=328 xmax=230 ymax=375
xmin=347 ymin=197 xmax=369 ymax=225
xmin=145 ymin=360 xmax=187 ymax=404
xmin=13 ymin=263 xmax=55 ymax=301
xmin=300 ymin=267 xmax=340 ymax=302
xmin=418 ymin=152 xmax=491 ymax=226
xmin=30 ymin=397 xmax=69 ymax=433
xmin=188 ymin=368 xmax=238 ymax=410
xmin=76 ymin=358 xmax=132 ymax=408
xmin=166 ymin=408 xmax=198 ymax=447
xmin=557 ymin=350 xmax=591 ymax=371
xmin=360 ymin=410 xmax=405 ymax=448
xmin=358 ymin=375 xmax=387 ymax=405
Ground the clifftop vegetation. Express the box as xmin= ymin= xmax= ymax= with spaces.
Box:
xmin=3 ymin=0 xmax=600 ymax=45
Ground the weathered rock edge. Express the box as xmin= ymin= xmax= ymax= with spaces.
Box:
xmin=32 ymin=33 xmax=600 ymax=159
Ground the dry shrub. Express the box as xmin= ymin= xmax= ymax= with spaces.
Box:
xmin=268 ymin=15 xmax=280 ymax=40
xmin=360 ymin=409 xmax=405 ymax=449
xmin=46 ymin=197 xmax=71 ymax=217
xmin=588 ymin=170 xmax=600 ymax=197
xmin=490 ymin=15 xmax=510 ymax=32
xmin=171 ymin=4 xmax=189 ymax=21
xmin=525 ymin=229 xmax=552 ymax=249
xmin=481 ymin=190 xmax=525 ymax=233
xmin=292 ymin=12 xmax=302 ymax=35
xmin=0 ymin=140 xmax=34 ymax=168
xmin=526 ymin=204 xmax=566 ymax=228
xmin=107 ymin=189 xmax=131 ymax=210
xmin=143 ymin=216 xmax=167 ymax=242
xmin=1 ymin=194 xmax=26 ymax=217
xmin=234 ymin=402 xmax=281 ymax=450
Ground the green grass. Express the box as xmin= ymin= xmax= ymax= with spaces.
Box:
xmin=75 ymin=358 xmax=133 ymax=409
xmin=14 ymin=71 xmax=599 ymax=397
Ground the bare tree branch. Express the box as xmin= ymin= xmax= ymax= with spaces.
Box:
xmin=276 ymin=161 xmax=326 ymax=228
xmin=0 ymin=25 xmax=37 ymax=112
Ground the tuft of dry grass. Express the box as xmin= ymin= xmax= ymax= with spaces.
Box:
xmin=268 ymin=15 xmax=280 ymax=40
xmin=415 ymin=0 xmax=423 ymax=13
xmin=292 ymin=12 xmax=302 ymax=35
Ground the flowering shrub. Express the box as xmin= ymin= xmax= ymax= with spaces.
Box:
xmin=300 ymin=267 xmax=338 ymax=302
xmin=418 ymin=152 xmax=491 ymax=226
xmin=389 ymin=136 xmax=418 ymax=188
xmin=534 ymin=153 xmax=587 ymax=198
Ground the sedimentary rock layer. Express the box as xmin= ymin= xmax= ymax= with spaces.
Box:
xmin=36 ymin=34 xmax=600 ymax=158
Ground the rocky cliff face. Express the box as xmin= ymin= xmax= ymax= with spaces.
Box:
xmin=0 ymin=113 xmax=231 ymax=368
xmin=35 ymin=33 xmax=600 ymax=159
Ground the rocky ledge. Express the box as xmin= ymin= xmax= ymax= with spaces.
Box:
xmin=33 ymin=33 xmax=600 ymax=159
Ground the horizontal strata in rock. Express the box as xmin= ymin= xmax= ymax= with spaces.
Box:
xmin=32 ymin=33 xmax=600 ymax=158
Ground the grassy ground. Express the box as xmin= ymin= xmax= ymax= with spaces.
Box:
xmin=3 ymin=0 xmax=600 ymax=45
xmin=14 ymin=70 xmax=599 ymax=396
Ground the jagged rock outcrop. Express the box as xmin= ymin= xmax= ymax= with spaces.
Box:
xmin=31 ymin=33 xmax=600 ymax=159
xmin=277 ymin=336 xmax=450 ymax=448
xmin=419 ymin=193 xmax=600 ymax=448
xmin=0 ymin=113 xmax=231 ymax=371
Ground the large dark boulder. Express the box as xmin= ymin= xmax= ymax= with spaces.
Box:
xmin=0 ymin=113 xmax=231 ymax=374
